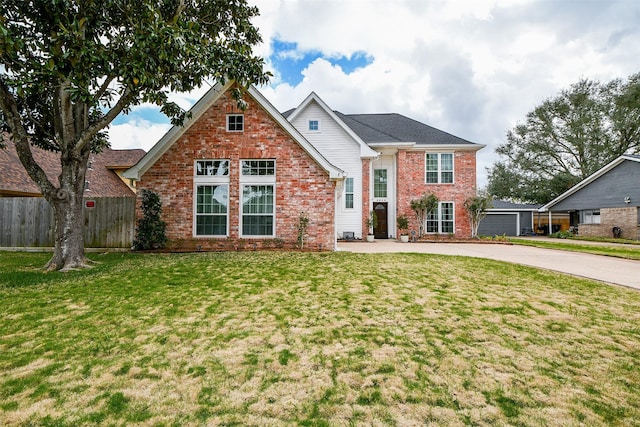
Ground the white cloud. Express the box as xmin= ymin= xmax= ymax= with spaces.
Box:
xmin=108 ymin=119 xmax=171 ymax=152
xmin=253 ymin=0 xmax=640 ymax=186
xmin=111 ymin=0 xmax=640 ymax=189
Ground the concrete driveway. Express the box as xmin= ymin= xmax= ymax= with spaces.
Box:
xmin=337 ymin=240 xmax=640 ymax=291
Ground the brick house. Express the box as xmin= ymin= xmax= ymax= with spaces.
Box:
xmin=284 ymin=92 xmax=484 ymax=240
xmin=124 ymin=82 xmax=344 ymax=251
xmin=125 ymin=82 xmax=484 ymax=250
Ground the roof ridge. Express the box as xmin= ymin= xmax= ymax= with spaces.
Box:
xmin=335 ymin=111 xmax=402 ymax=142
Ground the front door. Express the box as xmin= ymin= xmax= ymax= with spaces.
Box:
xmin=374 ymin=202 xmax=388 ymax=239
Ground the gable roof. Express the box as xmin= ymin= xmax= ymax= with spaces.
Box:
xmin=0 ymin=134 xmax=144 ymax=197
xmin=125 ymin=82 xmax=344 ymax=180
xmin=335 ymin=112 xmax=484 ymax=150
xmin=540 ymin=154 xmax=640 ymax=211
xmin=284 ymin=92 xmax=378 ymax=159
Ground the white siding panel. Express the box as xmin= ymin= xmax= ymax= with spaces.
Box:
xmin=291 ymin=102 xmax=365 ymax=238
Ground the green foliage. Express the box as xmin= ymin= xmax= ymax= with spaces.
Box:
xmin=366 ymin=210 xmax=377 ymax=234
xmin=396 ymin=215 xmax=409 ymax=234
xmin=487 ymin=73 xmax=640 ymax=203
xmin=410 ymin=193 xmax=439 ymax=237
xmin=464 ymin=193 xmax=493 ymax=238
xmin=133 ymin=190 xmax=167 ymax=250
xmin=0 ymin=0 xmax=270 ymax=267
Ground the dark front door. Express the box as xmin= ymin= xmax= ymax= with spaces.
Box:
xmin=374 ymin=202 xmax=388 ymax=239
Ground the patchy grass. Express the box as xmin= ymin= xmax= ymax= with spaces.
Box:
xmin=510 ymin=238 xmax=640 ymax=260
xmin=1 ymin=251 xmax=640 ymax=426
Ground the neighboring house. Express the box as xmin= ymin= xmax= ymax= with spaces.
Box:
xmin=0 ymin=135 xmax=145 ymax=248
xmin=124 ymin=82 xmax=484 ymax=250
xmin=478 ymin=200 xmax=541 ymax=237
xmin=540 ymin=155 xmax=640 ymax=240
xmin=285 ymin=92 xmax=484 ymax=240
xmin=0 ymin=135 xmax=145 ymax=198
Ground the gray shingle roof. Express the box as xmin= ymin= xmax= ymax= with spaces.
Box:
xmin=334 ymin=112 xmax=479 ymax=146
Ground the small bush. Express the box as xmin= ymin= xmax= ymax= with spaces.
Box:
xmin=133 ymin=190 xmax=167 ymax=250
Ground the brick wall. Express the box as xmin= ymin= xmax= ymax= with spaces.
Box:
xmin=137 ymin=87 xmax=336 ymax=251
xmin=396 ymin=150 xmax=477 ymax=238
xmin=361 ymin=158 xmax=371 ymax=237
xmin=580 ymin=207 xmax=640 ymax=240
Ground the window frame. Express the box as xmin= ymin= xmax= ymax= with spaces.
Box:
xmin=308 ymin=119 xmax=320 ymax=132
xmin=373 ymin=169 xmax=388 ymax=198
xmin=240 ymin=159 xmax=276 ymax=237
xmin=425 ymin=153 xmax=454 ymax=184
xmin=581 ymin=209 xmax=601 ymax=225
xmin=345 ymin=177 xmax=354 ymax=209
xmin=425 ymin=201 xmax=455 ymax=234
xmin=193 ymin=160 xmax=230 ymax=237
xmin=226 ymin=114 xmax=244 ymax=132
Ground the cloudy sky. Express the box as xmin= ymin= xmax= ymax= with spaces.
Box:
xmin=108 ymin=0 xmax=640 ymax=186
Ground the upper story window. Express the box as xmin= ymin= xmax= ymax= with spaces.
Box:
xmin=227 ymin=114 xmax=244 ymax=132
xmin=426 ymin=153 xmax=454 ymax=184
xmin=308 ymin=120 xmax=320 ymax=131
xmin=345 ymin=177 xmax=354 ymax=209
xmin=374 ymin=169 xmax=387 ymax=198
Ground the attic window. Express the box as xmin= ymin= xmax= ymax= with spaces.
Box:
xmin=308 ymin=120 xmax=319 ymax=131
xmin=227 ymin=114 xmax=244 ymax=132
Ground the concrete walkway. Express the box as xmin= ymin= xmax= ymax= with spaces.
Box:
xmin=337 ymin=239 xmax=640 ymax=291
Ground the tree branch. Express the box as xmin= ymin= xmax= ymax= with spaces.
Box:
xmin=0 ymin=78 xmax=56 ymax=196
xmin=74 ymin=85 xmax=137 ymax=154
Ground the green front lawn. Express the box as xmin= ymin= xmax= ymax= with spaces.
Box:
xmin=1 ymin=251 xmax=639 ymax=426
xmin=510 ymin=238 xmax=640 ymax=260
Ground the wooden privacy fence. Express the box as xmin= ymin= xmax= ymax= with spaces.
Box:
xmin=0 ymin=197 xmax=136 ymax=248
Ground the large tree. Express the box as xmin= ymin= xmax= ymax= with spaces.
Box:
xmin=0 ymin=0 xmax=270 ymax=270
xmin=487 ymin=74 xmax=640 ymax=204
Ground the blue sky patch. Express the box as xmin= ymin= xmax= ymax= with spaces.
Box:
xmin=112 ymin=107 xmax=171 ymax=125
xmin=270 ymin=38 xmax=373 ymax=86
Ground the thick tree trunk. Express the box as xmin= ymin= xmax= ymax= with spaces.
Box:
xmin=46 ymin=192 xmax=89 ymax=271
xmin=44 ymin=151 xmax=92 ymax=271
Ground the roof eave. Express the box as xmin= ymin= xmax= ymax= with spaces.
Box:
xmin=540 ymin=155 xmax=636 ymax=211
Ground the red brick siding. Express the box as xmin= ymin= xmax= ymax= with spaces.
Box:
xmin=395 ymin=150 xmax=477 ymax=238
xmin=137 ymin=88 xmax=336 ymax=250
xmin=361 ymin=158 xmax=371 ymax=236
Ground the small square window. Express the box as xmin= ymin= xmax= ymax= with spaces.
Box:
xmin=227 ymin=115 xmax=244 ymax=132
xmin=309 ymin=120 xmax=319 ymax=131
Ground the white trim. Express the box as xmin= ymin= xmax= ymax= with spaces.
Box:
xmin=308 ymin=119 xmax=321 ymax=132
xmin=425 ymin=152 xmax=455 ymax=184
xmin=239 ymin=159 xmax=276 ymax=238
xmin=226 ymin=114 xmax=244 ymax=132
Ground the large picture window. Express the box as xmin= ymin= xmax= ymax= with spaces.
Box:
xmin=194 ymin=160 xmax=229 ymax=236
xmin=241 ymin=160 xmax=276 ymax=237
xmin=426 ymin=153 xmax=454 ymax=184
xmin=196 ymin=185 xmax=228 ymax=235
xmin=426 ymin=202 xmax=455 ymax=234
